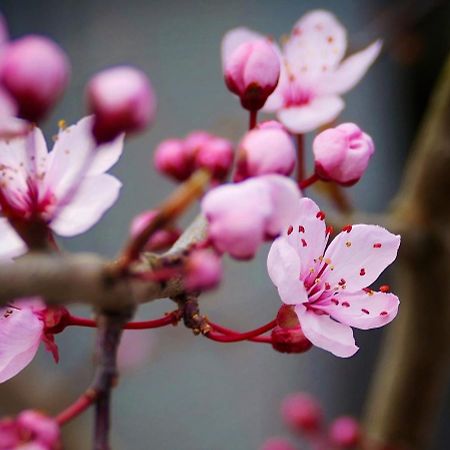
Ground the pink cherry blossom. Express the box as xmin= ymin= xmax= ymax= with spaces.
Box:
xmin=313 ymin=122 xmax=374 ymax=185
xmin=222 ymin=29 xmax=280 ymax=110
xmin=281 ymin=392 xmax=323 ymax=434
xmin=0 ymin=116 xmax=123 ymax=257
xmin=87 ymin=66 xmax=156 ymax=143
xmin=226 ymin=10 xmax=382 ymax=133
xmin=184 ymin=249 xmax=223 ymax=292
xmin=328 ymin=416 xmax=361 ymax=448
xmin=234 ymin=121 xmax=296 ymax=181
xmin=267 ymin=198 xmax=400 ymax=357
xmin=202 ymin=175 xmax=301 ymax=259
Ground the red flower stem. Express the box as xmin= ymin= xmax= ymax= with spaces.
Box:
xmin=249 ymin=109 xmax=258 ymax=129
xmin=249 ymin=335 xmax=272 ymax=344
xmin=299 ymin=173 xmax=319 ymax=189
xmin=206 ymin=319 xmax=276 ymax=342
xmin=296 ymin=133 xmax=305 ymax=184
xmin=66 ymin=312 xmax=179 ymax=330
xmin=55 ymin=390 xmax=98 ymax=426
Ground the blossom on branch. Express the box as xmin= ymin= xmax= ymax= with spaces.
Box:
xmin=267 ymin=198 xmax=400 ymax=357
xmin=0 ymin=116 xmax=123 ymax=256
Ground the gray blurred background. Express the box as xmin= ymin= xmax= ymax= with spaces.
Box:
xmin=1 ymin=0 xmax=449 ymax=449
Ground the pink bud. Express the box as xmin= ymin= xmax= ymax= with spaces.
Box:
xmin=87 ymin=66 xmax=156 ymax=143
xmin=1 ymin=35 xmax=69 ymax=122
xmin=313 ymin=123 xmax=374 ymax=186
xmin=17 ymin=410 xmax=60 ymax=448
xmin=224 ymin=39 xmax=280 ymax=111
xmin=328 ymin=416 xmax=361 ymax=448
xmin=184 ymin=249 xmax=222 ymax=291
xmin=186 ymin=131 xmax=234 ymax=180
xmin=271 ymin=326 xmax=312 ymax=354
xmin=281 ymin=393 xmax=323 ymax=434
xmin=234 ymin=124 xmax=295 ymax=181
xmin=154 ymin=138 xmax=194 ymax=182
xmin=259 ymin=437 xmax=297 ymax=450
xmin=130 ymin=210 xmax=181 ymax=251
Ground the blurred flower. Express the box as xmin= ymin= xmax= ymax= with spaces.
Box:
xmin=267 ymin=198 xmax=400 ymax=357
xmin=313 ymin=123 xmax=374 ymax=185
xmin=202 ymin=175 xmax=300 ymax=259
xmin=184 ymin=249 xmax=222 ymax=292
xmin=234 ymin=121 xmax=296 ymax=181
xmin=0 ymin=116 xmax=123 ymax=257
xmin=117 ymin=329 xmax=156 ymax=374
xmin=222 ymin=29 xmax=280 ymax=110
xmin=328 ymin=416 xmax=361 ymax=448
xmin=87 ymin=65 xmax=156 ymax=143
xmin=281 ymin=392 xmax=323 ymax=434
xmin=259 ymin=437 xmax=297 ymax=450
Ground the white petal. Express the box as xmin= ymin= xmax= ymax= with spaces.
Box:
xmin=221 ymin=27 xmax=266 ymax=68
xmin=0 ymin=218 xmax=26 ymax=260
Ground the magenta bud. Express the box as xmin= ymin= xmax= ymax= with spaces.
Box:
xmin=1 ymin=35 xmax=69 ymax=122
xmin=186 ymin=131 xmax=234 ymax=180
xmin=234 ymin=124 xmax=295 ymax=181
xmin=259 ymin=437 xmax=297 ymax=450
xmin=154 ymin=138 xmax=194 ymax=182
xmin=328 ymin=416 xmax=361 ymax=448
xmin=87 ymin=66 xmax=156 ymax=143
xmin=281 ymin=393 xmax=323 ymax=434
xmin=17 ymin=410 xmax=60 ymax=448
xmin=185 ymin=249 xmax=222 ymax=292
xmin=313 ymin=123 xmax=374 ymax=186
xmin=224 ymin=39 xmax=280 ymax=111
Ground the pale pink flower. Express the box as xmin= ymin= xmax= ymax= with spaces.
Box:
xmin=117 ymin=329 xmax=156 ymax=374
xmin=267 ymin=198 xmax=400 ymax=357
xmin=202 ymin=175 xmax=300 ymax=259
xmin=87 ymin=66 xmax=156 ymax=143
xmin=234 ymin=121 xmax=296 ymax=181
xmin=222 ymin=29 xmax=280 ymax=110
xmin=313 ymin=122 xmax=374 ymax=185
xmin=184 ymin=249 xmax=222 ymax=292
xmin=0 ymin=116 xmax=123 ymax=257
xmin=226 ymin=10 xmax=382 ymax=133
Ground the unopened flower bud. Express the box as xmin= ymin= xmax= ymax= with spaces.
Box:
xmin=130 ymin=210 xmax=181 ymax=252
xmin=223 ymin=38 xmax=280 ymax=111
xmin=234 ymin=123 xmax=295 ymax=181
xmin=328 ymin=416 xmax=361 ymax=448
xmin=17 ymin=410 xmax=60 ymax=448
xmin=260 ymin=437 xmax=297 ymax=450
xmin=271 ymin=325 xmax=312 ymax=354
xmin=1 ymin=35 xmax=70 ymax=122
xmin=186 ymin=131 xmax=234 ymax=180
xmin=313 ymin=123 xmax=374 ymax=186
xmin=185 ymin=249 xmax=222 ymax=292
xmin=281 ymin=393 xmax=323 ymax=434
xmin=87 ymin=66 xmax=156 ymax=143
xmin=154 ymin=138 xmax=194 ymax=181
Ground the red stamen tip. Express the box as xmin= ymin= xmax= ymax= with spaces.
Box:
xmin=316 ymin=211 xmax=326 ymax=220
xmin=342 ymin=225 xmax=352 ymax=233
xmin=373 ymin=242 xmax=382 ymax=248
xmin=287 ymin=225 xmax=293 ymax=235
xmin=379 ymin=285 xmax=390 ymax=293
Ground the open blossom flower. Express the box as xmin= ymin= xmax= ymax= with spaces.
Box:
xmin=202 ymin=174 xmax=300 ymax=259
xmin=226 ymin=10 xmax=382 ymax=133
xmin=0 ymin=410 xmax=60 ymax=449
xmin=267 ymin=198 xmax=400 ymax=357
xmin=0 ymin=116 xmax=123 ymax=257
xmin=0 ymin=299 xmax=60 ymax=383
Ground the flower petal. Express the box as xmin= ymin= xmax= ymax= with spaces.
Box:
xmin=277 ymin=96 xmax=344 ymax=134
xmin=295 ymin=305 xmax=358 ymax=357
xmin=0 ymin=218 xmax=26 ymax=260
xmin=0 ymin=302 xmax=43 ymax=383
xmin=267 ymin=237 xmax=307 ymax=305
xmin=317 ymin=290 xmax=399 ymax=330
xmin=86 ymin=133 xmax=124 ymax=176
xmin=317 ymin=40 xmax=382 ymax=96
xmin=323 ymin=224 xmax=400 ymax=292
xmin=221 ymin=27 xmax=266 ymax=68
xmin=51 ymin=174 xmax=122 ymax=237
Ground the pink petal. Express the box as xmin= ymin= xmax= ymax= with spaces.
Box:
xmin=0 ymin=218 xmax=26 ymax=260
xmin=86 ymin=132 xmax=124 ymax=176
xmin=0 ymin=303 xmax=43 ymax=383
xmin=295 ymin=305 xmax=358 ymax=357
xmin=323 ymin=225 xmax=400 ymax=292
xmin=316 ymin=290 xmax=399 ymax=330
xmin=0 ymin=87 xmax=16 ymax=118
xmin=317 ymin=40 xmax=382 ymax=96
xmin=221 ymin=27 xmax=266 ymax=68
xmin=285 ymin=198 xmax=327 ymax=280
xmin=285 ymin=10 xmax=347 ymax=77
xmin=277 ymin=96 xmax=344 ymax=133
xmin=51 ymin=174 xmax=121 ymax=236
xmin=267 ymin=237 xmax=307 ymax=305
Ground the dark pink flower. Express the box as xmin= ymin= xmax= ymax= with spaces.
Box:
xmin=328 ymin=416 xmax=361 ymax=448
xmin=281 ymin=392 xmax=323 ymax=434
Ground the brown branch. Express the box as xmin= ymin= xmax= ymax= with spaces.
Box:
xmin=364 ymin=54 xmax=450 ymax=450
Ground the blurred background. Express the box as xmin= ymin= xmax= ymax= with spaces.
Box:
xmin=0 ymin=0 xmax=449 ymax=449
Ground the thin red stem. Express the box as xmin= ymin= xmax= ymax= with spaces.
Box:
xmin=299 ymin=173 xmax=319 ymax=189
xmin=55 ymin=390 xmax=98 ymax=426
xmin=249 ymin=110 xmax=258 ymax=130
xmin=296 ymin=133 xmax=305 ymax=183
xmin=206 ymin=319 xmax=276 ymax=342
